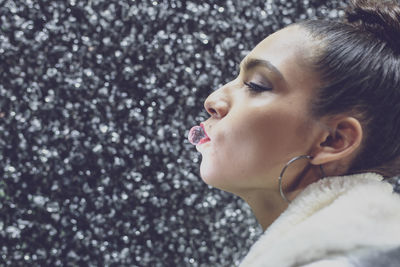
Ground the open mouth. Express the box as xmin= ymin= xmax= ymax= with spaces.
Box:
xmin=198 ymin=123 xmax=211 ymax=145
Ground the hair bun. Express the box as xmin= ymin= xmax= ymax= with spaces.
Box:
xmin=345 ymin=0 xmax=400 ymax=51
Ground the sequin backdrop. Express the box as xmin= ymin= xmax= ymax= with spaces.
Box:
xmin=1 ymin=0 xmax=399 ymax=266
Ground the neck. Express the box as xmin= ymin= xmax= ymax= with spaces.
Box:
xmin=239 ymin=166 xmax=322 ymax=231
xmin=241 ymin=189 xmax=288 ymax=231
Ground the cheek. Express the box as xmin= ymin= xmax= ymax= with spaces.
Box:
xmin=199 ymin=115 xmax=284 ymax=188
xmin=236 ymin=115 xmax=289 ymax=172
xmin=199 ymin=127 xmax=255 ymax=189
xmin=200 ymin=110 xmax=311 ymax=190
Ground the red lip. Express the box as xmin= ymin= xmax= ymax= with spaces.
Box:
xmin=198 ymin=123 xmax=211 ymax=145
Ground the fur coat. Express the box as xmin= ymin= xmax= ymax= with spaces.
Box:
xmin=239 ymin=172 xmax=400 ymax=267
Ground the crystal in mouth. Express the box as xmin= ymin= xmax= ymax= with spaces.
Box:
xmin=198 ymin=123 xmax=210 ymax=145
xmin=188 ymin=123 xmax=210 ymax=145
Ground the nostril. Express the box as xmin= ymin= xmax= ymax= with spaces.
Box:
xmin=209 ymin=107 xmax=217 ymax=115
xmin=204 ymin=94 xmax=228 ymax=118
xmin=204 ymin=101 xmax=218 ymax=116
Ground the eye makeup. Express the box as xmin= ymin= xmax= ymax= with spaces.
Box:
xmin=244 ymin=82 xmax=273 ymax=93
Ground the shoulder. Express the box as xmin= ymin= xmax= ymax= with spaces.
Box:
xmin=239 ymin=173 xmax=400 ymax=267
xmin=301 ymin=246 xmax=400 ymax=267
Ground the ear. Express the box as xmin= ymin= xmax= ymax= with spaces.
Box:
xmin=310 ymin=117 xmax=363 ymax=165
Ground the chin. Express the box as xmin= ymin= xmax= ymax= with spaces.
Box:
xmin=199 ymin=161 xmax=218 ymax=185
xmin=199 ymin=161 xmax=241 ymax=194
xmin=200 ymin=161 xmax=225 ymax=188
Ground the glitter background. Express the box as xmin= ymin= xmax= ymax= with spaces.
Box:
xmin=1 ymin=0 xmax=399 ymax=266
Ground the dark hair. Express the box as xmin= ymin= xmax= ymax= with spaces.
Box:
xmin=298 ymin=0 xmax=400 ymax=177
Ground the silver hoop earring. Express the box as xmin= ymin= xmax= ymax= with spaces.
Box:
xmin=278 ymin=155 xmax=325 ymax=203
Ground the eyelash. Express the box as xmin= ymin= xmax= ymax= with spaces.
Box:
xmin=244 ymin=82 xmax=272 ymax=93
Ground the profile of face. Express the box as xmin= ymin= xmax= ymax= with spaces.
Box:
xmin=197 ymin=25 xmax=327 ymax=196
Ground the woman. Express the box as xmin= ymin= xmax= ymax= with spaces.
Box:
xmin=190 ymin=0 xmax=400 ymax=266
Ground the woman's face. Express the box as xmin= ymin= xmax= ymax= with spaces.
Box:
xmin=197 ymin=25 xmax=323 ymax=194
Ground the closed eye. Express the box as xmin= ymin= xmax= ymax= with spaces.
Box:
xmin=244 ymin=82 xmax=273 ymax=93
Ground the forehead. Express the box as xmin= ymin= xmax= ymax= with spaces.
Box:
xmin=244 ymin=25 xmax=319 ymax=91
xmin=246 ymin=25 xmax=310 ymax=68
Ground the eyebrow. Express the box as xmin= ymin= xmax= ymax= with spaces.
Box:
xmin=240 ymin=57 xmax=284 ymax=80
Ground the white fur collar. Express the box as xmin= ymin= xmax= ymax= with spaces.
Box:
xmin=239 ymin=172 xmax=400 ymax=267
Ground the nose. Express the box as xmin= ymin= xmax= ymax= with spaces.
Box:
xmin=204 ymin=87 xmax=229 ymax=119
